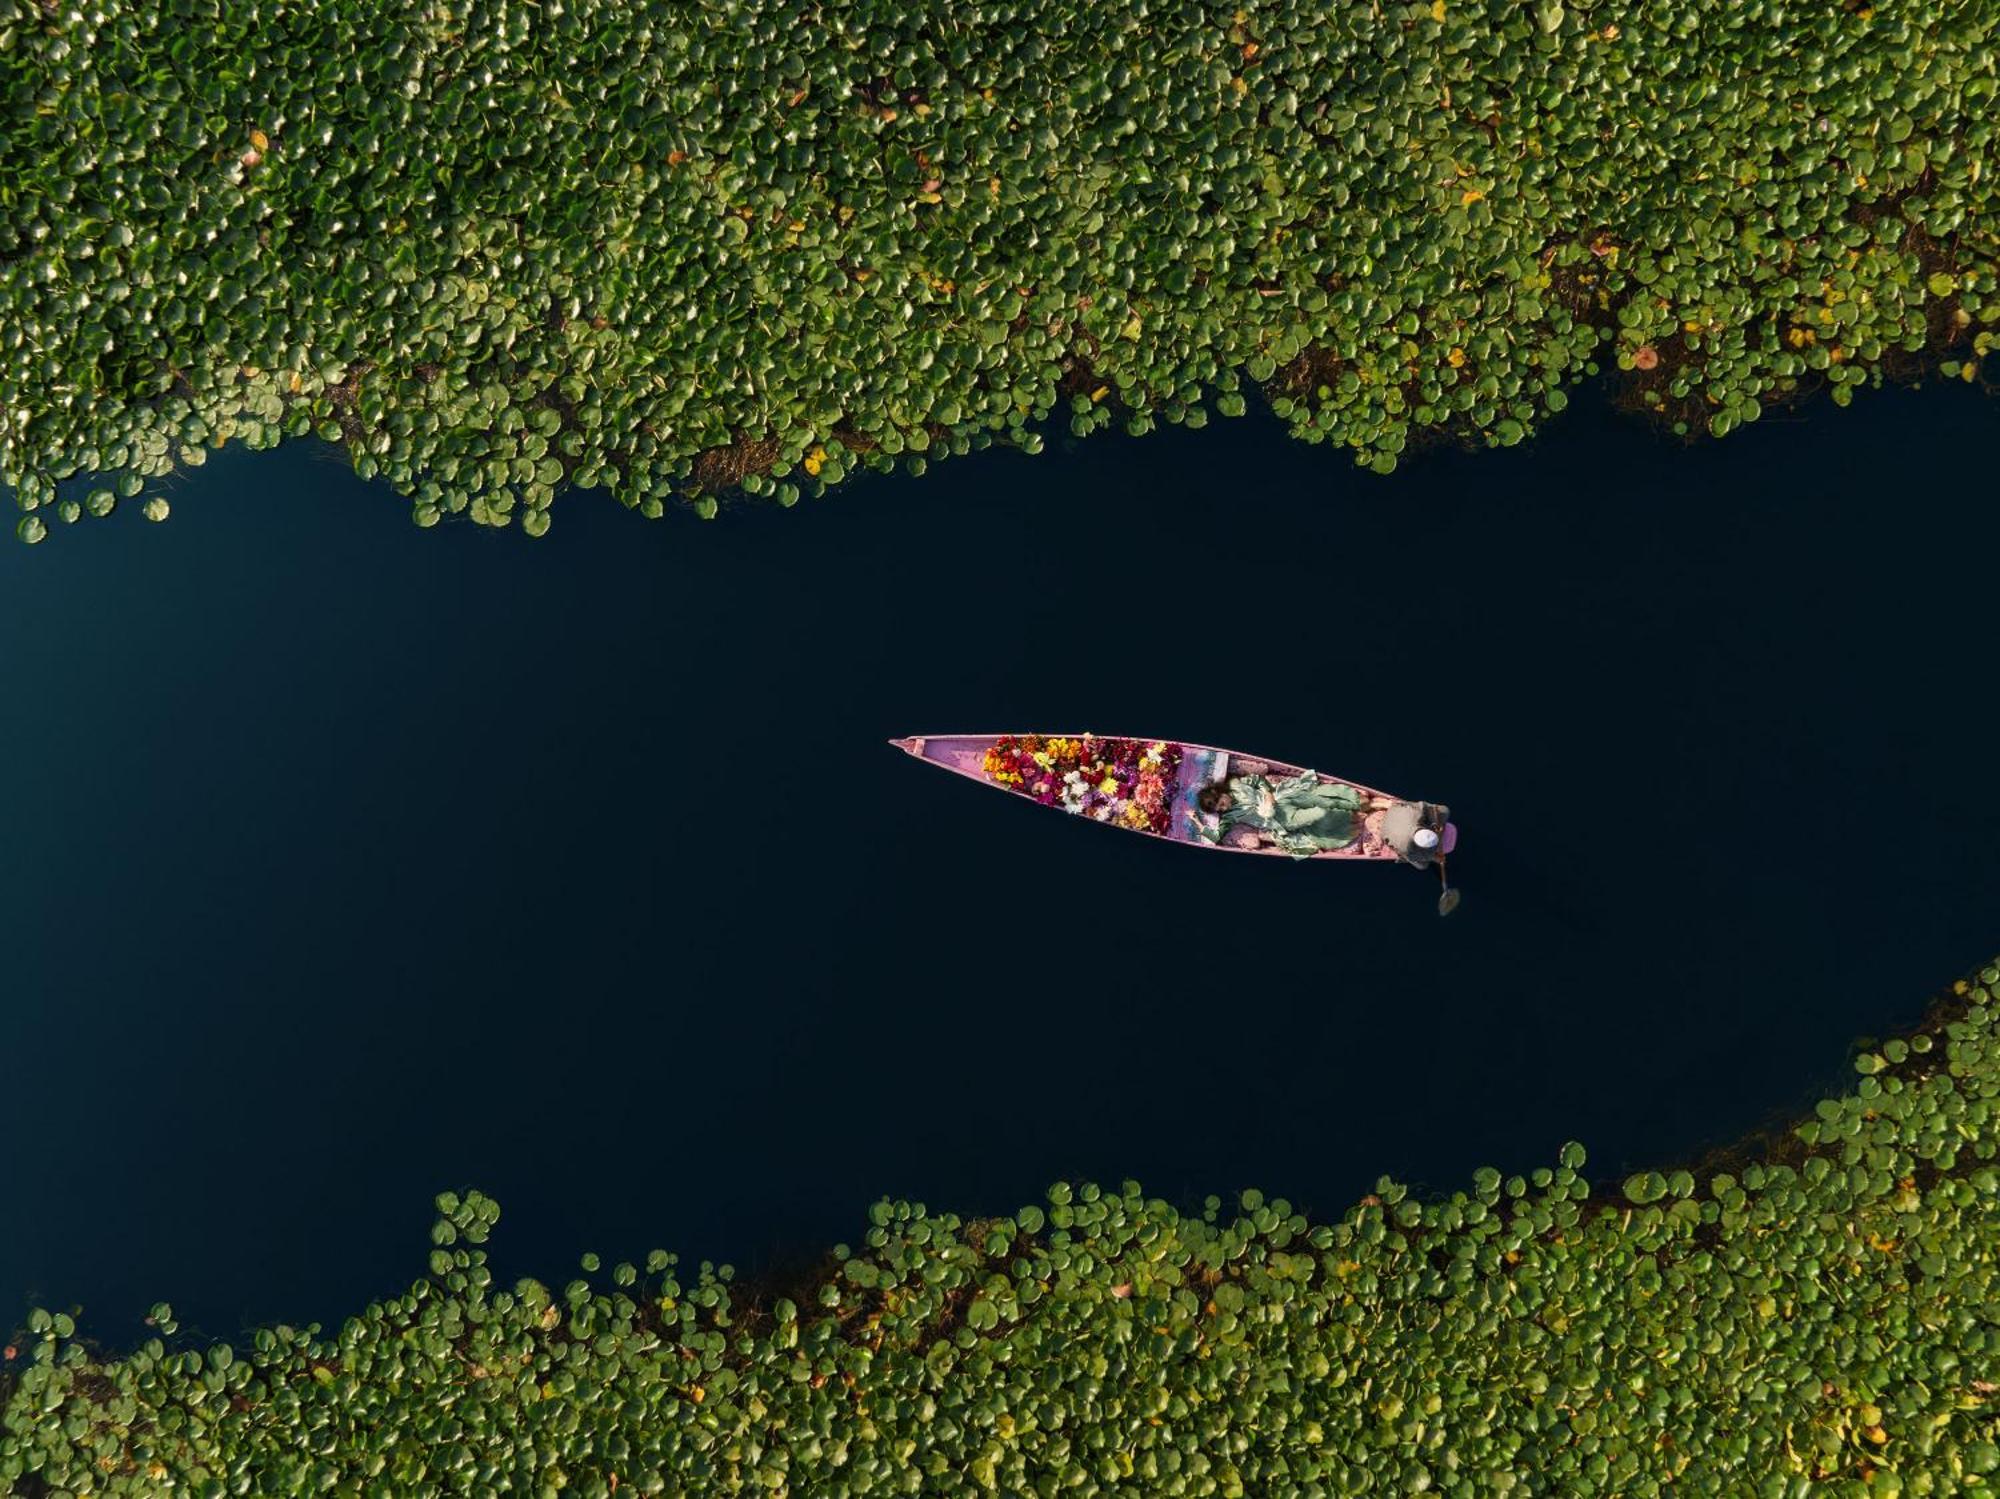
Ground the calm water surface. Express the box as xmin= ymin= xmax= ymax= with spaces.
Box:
xmin=4 ymin=382 xmax=1996 ymax=1341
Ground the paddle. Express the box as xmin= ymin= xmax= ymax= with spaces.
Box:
xmin=1436 ymin=858 xmax=1461 ymax=916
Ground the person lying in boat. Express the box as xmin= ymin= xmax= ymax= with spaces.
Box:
xmin=1195 ymin=772 xmax=1394 ymax=860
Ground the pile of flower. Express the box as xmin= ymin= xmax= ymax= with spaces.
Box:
xmin=980 ymin=735 xmax=1182 ymax=834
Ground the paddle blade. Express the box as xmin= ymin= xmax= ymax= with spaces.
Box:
xmin=1437 ymin=888 xmax=1462 ymax=917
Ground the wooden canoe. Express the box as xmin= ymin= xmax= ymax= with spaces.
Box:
xmin=889 ymin=733 xmax=1456 ymax=864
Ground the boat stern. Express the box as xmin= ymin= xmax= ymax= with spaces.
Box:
xmin=1380 ymin=800 xmax=1456 ymax=867
xmin=887 ymin=736 xmax=926 ymax=757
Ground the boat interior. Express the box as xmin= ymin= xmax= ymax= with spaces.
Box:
xmin=903 ymin=735 xmax=1419 ymax=860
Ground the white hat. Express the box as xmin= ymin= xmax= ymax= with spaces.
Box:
xmin=1413 ymin=827 xmax=1440 ymax=850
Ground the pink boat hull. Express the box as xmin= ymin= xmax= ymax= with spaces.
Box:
xmin=889 ymin=734 xmax=1455 ymax=862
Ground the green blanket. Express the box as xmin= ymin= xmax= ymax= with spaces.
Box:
xmin=1204 ymin=773 xmax=1365 ymax=860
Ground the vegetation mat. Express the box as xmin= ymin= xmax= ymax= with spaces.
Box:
xmin=5 ymin=1 xmax=2000 ymax=542
xmin=4 ymin=958 xmax=1998 ymax=1495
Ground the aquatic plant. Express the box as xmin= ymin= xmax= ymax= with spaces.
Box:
xmin=4 ymin=1 xmax=1998 ymax=540
xmin=6 ymin=960 xmax=1998 ymax=1493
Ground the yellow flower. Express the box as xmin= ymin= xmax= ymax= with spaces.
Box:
xmin=1099 ymin=775 xmax=1119 ymax=795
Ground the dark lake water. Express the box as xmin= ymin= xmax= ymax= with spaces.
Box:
xmin=4 ymin=380 xmax=1996 ymax=1344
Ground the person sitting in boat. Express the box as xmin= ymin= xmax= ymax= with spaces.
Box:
xmin=1196 ymin=772 xmax=1392 ymax=860
xmin=1364 ymin=799 xmax=1453 ymax=869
